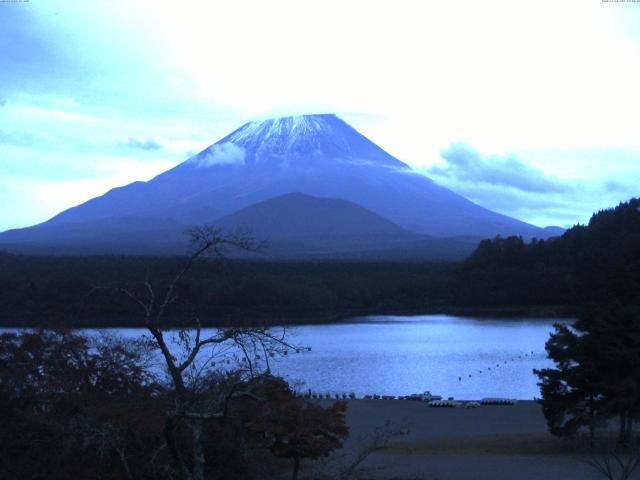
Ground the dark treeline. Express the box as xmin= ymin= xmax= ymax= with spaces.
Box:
xmin=2 ymin=198 xmax=639 ymax=327
xmin=0 ymin=254 xmax=454 ymax=327
xmin=453 ymin=198 xmax=640 ymax=309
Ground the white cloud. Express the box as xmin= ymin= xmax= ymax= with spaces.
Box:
xmin=419 ymin=143 xmax=639 ymax=228
xmin=119 ymin=138 xmax=163 ymax=151
xmin=195 ymin=142 xmax=246 ymax=167
xmin=431 ymin=143 xmax=567 ymax=193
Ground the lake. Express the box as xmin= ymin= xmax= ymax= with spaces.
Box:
xmin=267 ymin=315 xmax=566 ymax=400
xmin=3 ymin=315 xmax=569 ymax=400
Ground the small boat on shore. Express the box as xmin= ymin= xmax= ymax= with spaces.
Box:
xmin=404 ymin=391 xmax=443 ymax=402
xmin=428 ymin=399 xmax=461 ymax=408
xmin=480 ymin=397 xmax=517 ymax=405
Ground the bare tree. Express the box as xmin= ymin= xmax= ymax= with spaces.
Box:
xmin=110 ymin=226 xmax=295 ymax=480
xmin=583 ymin=441 xmax=640 ymax=480
xmin=311 ymin=419 xmax=409 ymax=480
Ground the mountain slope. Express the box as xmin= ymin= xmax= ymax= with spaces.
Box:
xmin=215 ymin=192 xmax=409 ymax=240
xmin=214 ymin=193 xmax=476 ymax=260
xmin=0 ymin=114 xmax=552 ymax=255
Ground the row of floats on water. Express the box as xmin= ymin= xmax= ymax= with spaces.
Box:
xmin=302 ymin=390 xmax=517 ymax=408
xmin=458 ymin=351 xmax=536 ymax=382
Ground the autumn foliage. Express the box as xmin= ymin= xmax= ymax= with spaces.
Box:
xmin=239 ymin=375 xmax=349 ymax=480
xmin=0 ymin=330 xmax=349 ymax=480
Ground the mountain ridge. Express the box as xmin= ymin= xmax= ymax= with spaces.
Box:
xmin=0 ymin=113 xmax=558 ymax=256
xmin=215 ymin=192 xmax=410 ymax=240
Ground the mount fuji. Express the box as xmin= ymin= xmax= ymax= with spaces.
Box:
xmin=0 ymin=114 xmax=555 ymax=258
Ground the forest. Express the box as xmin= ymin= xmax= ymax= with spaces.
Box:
xmin=0 ymin=254 xmax=454 ymax=327
xmin=0 ymin=198 xmax=638 ymax=328
xmin=453 ymin=198 xmax=640 ymax=309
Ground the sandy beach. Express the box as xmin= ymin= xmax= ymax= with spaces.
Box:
xmin=310 ymin=400 xmax=600 ymax=480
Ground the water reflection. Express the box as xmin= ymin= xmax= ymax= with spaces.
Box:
xmin=2 ymin=315 xmax=570 ymax=399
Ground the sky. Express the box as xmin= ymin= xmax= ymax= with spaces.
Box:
xmin=1 ymin=0 xmax=639 ymax=231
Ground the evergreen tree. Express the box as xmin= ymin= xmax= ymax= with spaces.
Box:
xmin=535 ymin=320 xmax=605 ymax=443
xmin=536 ymin=304 xmax=640 ymax=445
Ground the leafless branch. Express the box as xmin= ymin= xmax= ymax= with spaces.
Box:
xmin=312 ymin=420 xmax=410 ymax=480
xmin=81 ymin=225 xmax=300 ymax=480
xmin=583 ymin=441 xmax=640 ymax=480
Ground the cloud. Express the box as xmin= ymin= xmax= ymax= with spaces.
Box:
xmin=195 ymin=142 xmax=245 ymax=167
xmin=430 ymin=143 xmax=567 ymax=193
xmin=119 ymin=137 xmax=163 ymax=151
xmin=604 ymin=180 xmax=628 ymax=192
xmin=418 ymin=142 xmax=640 ymax=228
xmin=0 ymin=129 xmax=56 ymax=149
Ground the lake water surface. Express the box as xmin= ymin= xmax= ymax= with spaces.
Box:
xmin=266 ymin=315 xmax=567 ymax=400
xmin=5 ymin=315 xmax=569 ymax=400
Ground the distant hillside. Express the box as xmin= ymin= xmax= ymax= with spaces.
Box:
xmin=0 ymin=192 xmax=478 ymax=260
xmin=214 ymin=193 xmax=476 ymax=260
xmin=0 ymin=216 xmax=190 ymax=255
xmin=215 ymin=192 xmax=409 ymax=239
xmin=452 ymin=198 xmax=640 ymax=307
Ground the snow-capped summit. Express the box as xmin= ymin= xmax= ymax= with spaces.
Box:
xmin=226 ymin=114 xmax=343 ymax=148
xmin=192 ymin=113 xmax=406 ymax=169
